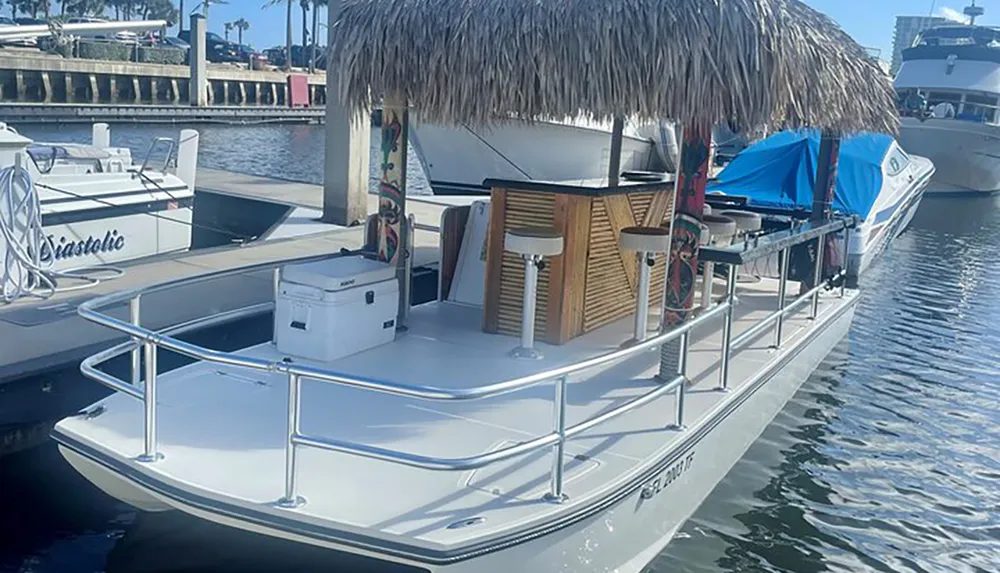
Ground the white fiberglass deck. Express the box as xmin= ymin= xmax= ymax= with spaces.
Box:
xmin=55 ymin=277 xmax=855 ymax=554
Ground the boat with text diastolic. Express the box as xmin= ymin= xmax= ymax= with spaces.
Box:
xmin=0 ymin=122 xmax=198 ymax=280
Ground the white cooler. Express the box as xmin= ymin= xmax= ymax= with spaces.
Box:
xmin=275 ymin=256 xmax=399 ymax=362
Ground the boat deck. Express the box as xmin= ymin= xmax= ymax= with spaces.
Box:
xmin=54 ymin=277 xmax=857 ymax=555
xmin=0 ymin=169 xmax=472 ymax=383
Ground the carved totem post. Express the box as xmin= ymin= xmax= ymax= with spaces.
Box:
xmin=377 ymin=98 xmax=408 ymax=266
xmin=658 ymin=122 xmax=712 ymax=378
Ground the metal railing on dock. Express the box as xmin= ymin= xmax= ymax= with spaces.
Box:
xmin=76 ymin=216 xmax=856 ymax=507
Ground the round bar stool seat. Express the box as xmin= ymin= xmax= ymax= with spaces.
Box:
xmin=718 ymin=210 xmax=762 ymax=235
xmin=700 ymin=213 xmax=737 ymax=307
xmin=505 ymin=228 xmax=564 ymax=257
xmin=702 ymin=214 xmax=737 ymax=247
xmin=619 ymin=226 xmax=670 ymax=347
xmin=619 ymin=226 xmax=670 ymax=253
xmin=504 ymin=228 xmax=564 ymax=360
xmin=719 ymin=210 xmax=763 ymax=284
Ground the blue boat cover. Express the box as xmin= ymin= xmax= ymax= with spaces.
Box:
xmin=708 ymin=130 xmax=894 ymax=219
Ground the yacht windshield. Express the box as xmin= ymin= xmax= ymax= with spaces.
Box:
xmin=914 ymin=26 xmax=1000 ymax=48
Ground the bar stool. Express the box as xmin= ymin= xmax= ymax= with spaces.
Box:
xmin=505 ymin=228 xmax=564 ymax=359
xmin=719 ymin=210 xmax=762 ymax=282
xmin=620 ymin=226 xmax=670 ymax=345
xmin=700 ymin=214 xmax=737 ymax=307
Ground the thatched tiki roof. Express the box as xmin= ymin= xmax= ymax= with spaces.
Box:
xmin=330 ymin=0 xmax=897 ymax=135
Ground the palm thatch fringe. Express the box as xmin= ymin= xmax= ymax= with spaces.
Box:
xmin=330 ymin=0 xmax=897 ymax=134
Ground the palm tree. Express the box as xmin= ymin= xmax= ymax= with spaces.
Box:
xmin=223 ymin=20 xmax=232 ymax=41
xmin=299 ymin=0 xmax=308 ymax=53
xmin=178 ymin=0 xmax=183 ymax=31
xmin=309 ymin=0 xmax=326 ymax=73
xmin=233 ymin=16 xmax=249 ymax=46
xmin=264 ymin=0 xmax=293 ymax=71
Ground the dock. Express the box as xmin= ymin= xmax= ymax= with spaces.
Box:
xmin=0 ymin=170 xmax=478 ymax=384
xmin=0 ymin=49 xmax=328 ymax=123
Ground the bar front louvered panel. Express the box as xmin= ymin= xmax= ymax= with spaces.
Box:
xmin=496 ymin=191 xmax=556 ymax=338
xmin=583 ymin=191 xmax=673 ymax=332
xmin=483 ymin=184 xmax=675 ymax=345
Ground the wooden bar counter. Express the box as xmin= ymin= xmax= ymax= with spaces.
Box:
xmin=482 ymin=177 xmax=676 ymax=345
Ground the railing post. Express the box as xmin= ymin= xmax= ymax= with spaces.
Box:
xmin=545 ymin=375 xmax=569 ymax=503
xmin=136 ymin=341 xmax=162 ymax=463
xmin=810 ymin=232 xmax=826 ymax=319
xmin=773 ymin=248 xmax=790 ymax=348
xmin=672 ymin=331 xmax=689 ymax=430
xmin=841 ymin=229 xmax=851 ymax=297
xmin=272 ymin=267 xmax=281 ymax=343
xmin=718 ymin=264 xmax=738 ymax=392
xmin=400 ymin=213 xmax=415 ymax=327
xmin=277 ymin=373 xmax=305 ymax=508
xmin=129 ymin=295 xmax=141 ymax=387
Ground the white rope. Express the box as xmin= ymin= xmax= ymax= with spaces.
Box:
xmin=0 ymin=159 xmax=124 ymax=304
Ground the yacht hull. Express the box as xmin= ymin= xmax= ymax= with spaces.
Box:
xmin=54 ymin=295 xmax=857 ymax=572
xmin=897 ymin=117 xmax=1000 ymax=195
xmin=409 ymin=120 xmax=661 ymax=195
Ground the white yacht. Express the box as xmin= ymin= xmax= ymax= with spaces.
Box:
xmin=0 ymin=122 xmax=198 ymax=302
xmin=894 ymin=7 xmax=1000 ymax=195
xmin=409 ymin=117 xmax=679 ymax=194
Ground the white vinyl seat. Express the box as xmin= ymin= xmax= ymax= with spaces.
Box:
xmin=504 ymin=228 xmax=564 ymax=359
xmin=719 ymin=209 xmax=763 ymax=283
xmin=718 ymin=210 xmax=762 ymax=235
xmin=699 ymin=213 xmax=737 ymax=307
xmin=504 ymin=228 xmax=564 ymax=257
xmin=619 ymin=226 xmax=670 ymax=345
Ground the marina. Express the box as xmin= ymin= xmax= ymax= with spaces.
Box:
xmin=2 ymin=0 xmax=1000 ymax=572
xmin=43 ymin=0 xmax=907 ymax=570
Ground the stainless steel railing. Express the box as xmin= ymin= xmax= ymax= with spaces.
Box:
xmin=76 ymin=217 xmax=854 ymax=507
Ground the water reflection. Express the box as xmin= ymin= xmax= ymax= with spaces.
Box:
xmin=658 ymin=196 xmax=1000 ymax=572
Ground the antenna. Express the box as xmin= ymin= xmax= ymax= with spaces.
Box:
xmin=965 ymin=0 xmax=985 ymax=25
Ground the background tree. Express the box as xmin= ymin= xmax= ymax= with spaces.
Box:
xmin=309 ymin=0 xmax=325 ymax=73
xmin=299 ymin=0 xmax=307 ymax=51
xmin=264 ymin=0 xmax=293 ymax=71
xmin=145 ymin=0 xmax=177 ymax=25
xmin=232 ymin=16 xmax=248 ymax=46
xmin=223 ymin=19 xmax=231 ymax=40
xmin=13 ymin=0 xmax=50 ymax=18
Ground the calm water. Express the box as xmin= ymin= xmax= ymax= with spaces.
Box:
xmin=2 ymin=125 xmax=999 ymax=572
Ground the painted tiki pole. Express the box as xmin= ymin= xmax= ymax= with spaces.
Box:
xmin=377 ymin=98 xmax=408 ymax=265
xmin=658 ymin=122 xmax=712 ymax=375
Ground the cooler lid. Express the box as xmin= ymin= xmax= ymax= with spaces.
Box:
xmin=280 ymin=256 xmax=396 ymax=292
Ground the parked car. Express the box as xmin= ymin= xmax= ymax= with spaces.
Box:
xmin=263 ymin=44 xmax=325 ymax=69
xmin=67 ymin=16 xmax=138 ymax=42
xmin=178 ymin=29 xmax=242 ymax=63
xmin=0 ymin=16 xmax=37 ymax=47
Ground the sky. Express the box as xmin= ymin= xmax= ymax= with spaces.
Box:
xmin=190 ymin=0 xmax=1000 ymax=56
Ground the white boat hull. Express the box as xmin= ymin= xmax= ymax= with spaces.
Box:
xmin=409 ymin=119 xmax=662 ymax=194
xmin=845 ymin=154 xmax=934 ymax=278
xmin=55 ymin=294 xmax=856 ymax=572
xmin=897 ymin=117 xmax=1000 ymax=195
